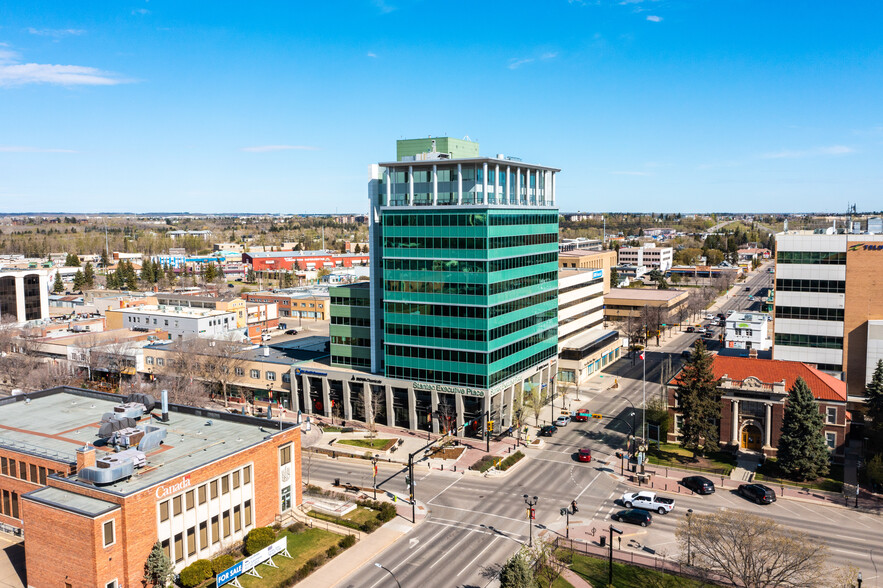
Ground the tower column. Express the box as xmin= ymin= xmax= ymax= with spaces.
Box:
xmin=731 ymin=399 xmax=740 ymax=445
xmin=505 ymin=165 xmax=511 ymax=204
xmin=432 ymin=163 xmax=438 ymax=205
xmin=409 ymin=165 xmax=414 ymax=206
xmin=457 ymin=163 xmax=463 ymax=204
xmin=482 ymin=162 xmax=488 ymax=205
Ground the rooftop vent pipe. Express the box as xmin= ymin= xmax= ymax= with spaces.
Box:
xmin=161 ymin=389 xmax=169 ymax=422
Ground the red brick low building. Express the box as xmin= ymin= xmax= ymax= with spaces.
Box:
xmin=2 ymin=386 xmax=301 ymax=588
xmin=243 ymin=251 xmax=369 ymax=272
xmin=667 ymin=356 xmax=849 ymax=460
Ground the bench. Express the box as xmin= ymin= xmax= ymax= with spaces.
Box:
xmin=344 ymin=484 xmax=360 ymax=493
xmin=390 ymin=445 xmax=398 ymax=453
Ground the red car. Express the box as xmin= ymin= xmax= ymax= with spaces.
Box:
xmin=573 ymin=412 xmax=590 ymax=422
xmin=577 ymin=448 xmax=592 ymax=462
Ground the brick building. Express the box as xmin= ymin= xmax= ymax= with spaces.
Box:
xmin=5 ymin=386 xmax=301 ymax=588
xmin=666 ymin=356 xmax=849 ymax=460
xmin=242 ymin=251 xmax=369 ymax=272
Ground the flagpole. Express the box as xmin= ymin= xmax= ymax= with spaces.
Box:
xmin=642 ymin=351 xmax=646 ymax=443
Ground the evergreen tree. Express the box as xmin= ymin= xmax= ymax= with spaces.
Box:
xmin=247 ymin=268 xmax=256 ymax=283
xmin=52 ymin=272 xmax=64 ymax=293
xmin=123 ymin=261 xmax=138 ymax=290
xmin=83 ymin=262 xmax=95 ymax=288
xmin=609 ymin=266 xmax=620 ymax=288
xmin=165 ymin=263 xmax=177 ymax=284
xmin=106 ymin=269 xmax=119 ymax=290
xmin=499 ymin=549 xmax=535 ymax=588
xmin=72 ymin=269 xmax=85 ymax=291
xmin=293 ymin=243 xmax=302 ymax=252
xmin=64 ymin=252 xmax=80 ymax=266
xmin=143 ymin=542 xmax=173 ymax=587
xmin=777 ymin=377 xmax=830 ymax=480
xmin=677 ymin=341 xmax=721 ymax=456
xmin=100 ymin=250 xmax=109 ymax=269
xmin=353 ymin=243 xmax=361 ymax=254
xmin=865 ymin=360 xmax=883 ymax=435
xmin=140 ymin=258 xmax=154 ymax=283
xmin=203 ymin=262 xmax=217 ymax=282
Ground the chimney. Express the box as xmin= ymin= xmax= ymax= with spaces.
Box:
xmin=263 ymin=346 xmax=269 ymax=357
xmin=161 ymin=389 xmax=169 ymax=422
xmin=76 ymin=445 xmax=96 ymax=472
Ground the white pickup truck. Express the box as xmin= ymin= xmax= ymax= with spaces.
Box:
xmin=620 ymin=491 xmax=675 ymax=514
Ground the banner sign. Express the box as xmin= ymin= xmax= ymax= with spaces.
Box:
xmin=217 ymin=537 xmax=289 ymax=587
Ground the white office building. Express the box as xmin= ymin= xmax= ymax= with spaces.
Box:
xmin=725 ymin=312 xmax=771 ymax=352
xmin=617 ymin=243 xmax=673 ymax=272
xmin=0 ymin=269 xmax=50 ymax=323
xmin=108 ymin=305 xmax=241 ymax=340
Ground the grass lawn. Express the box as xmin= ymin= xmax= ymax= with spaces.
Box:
xmin=646 ymin=443 xmax=735 ymax=475
xmin=322 ymin=426 xmax=344 ymax=433
xmin=336 ymin=438 xmax=397 ymax=451
xmin=569 ymin=553 xmax=705 ymax=588
xmin=552 ymin=576 xmax=575 ymax=588
xmin=754 ymin=458 xmax=843 ymax=493
xmin=238 ymin=528 xmax=341 ymax=587
xmin=309 ymin=505 xmax=377 ymax=527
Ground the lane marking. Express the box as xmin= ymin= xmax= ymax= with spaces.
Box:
xmin=457 ymin=536 xmax=501 ymax=577
xmin=426 ymin=477 xmax=460 ymax=504
xmin=426 ymin=503 xmax=528 ymax=524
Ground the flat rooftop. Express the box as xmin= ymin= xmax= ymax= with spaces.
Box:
xmin=26 ymin=486 xmax=119 ymax=517
xmin=0 ymin=387 xmax=296 ymax=497
xmin=114 ymin=306 xmax=234 ymax=318
xmin=606 ymin=288 xmax=686 ymax=301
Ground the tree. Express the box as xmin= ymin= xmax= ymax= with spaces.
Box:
xmin=64 ymin=252 xmax=80 ymax=266
xmin=530 ymin=537 xmax=565 ymax=588
xmin=677 ymin=341 xmax=720 ymax=456
xmin=353 ymin=243 xmax=361 ymax=254
xmin=523 ymin=383 xmax=548 ymax=427
xmin=609 ymin=265 xmax=620 ymax=288
xmin=52 ymin=272 xmax=64 ymax=293
xmin=866 ymin=453 xmax=883 ymax=488
xmin=777 ymin=377 xmax=830 ymax=480
xmin=143 ymin=541 xmax=174 ymax=587
xmin=676 ymin=510 xmax=828 ymax=587
xmin=705 ymin=249 xmax=724 ymax=265
xmin=865 ymin=360 xmax=883 ymax=446
xmin=203 ymin=262 xmax=218 ymax=282
xmin=365 ymin=387 xmax=384 ymax=438
xmin=195 ymin=338 xmax=249 ymax=409
xmin=83 ymin=261 xmax=95 ymax=288
xmin=72 ymin=269 xmax=85 ymax=291
xmin=100 ymin=250 xmax=109 ymax=270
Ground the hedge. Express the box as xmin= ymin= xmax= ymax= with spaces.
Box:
xmin=245 ymin=526 xmax=277 ymax=555
xmin=211 ymin=554 xmax=236 ymax=575
xmin=469 ymin=451 xmax=525 ymax=473
xmin=179 ymin=559 xmax=213 ymax=588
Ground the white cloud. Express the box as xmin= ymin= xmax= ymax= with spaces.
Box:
xmin=240 ymin=145 xmax=320 ymax=153
xmin=540 ymin=52 xmax=558 ymax=60
xmin=0 ymin=146 xmax=78 ymax=153
xmin=646 ymin=15 xmax=663 ymax=22
xmin=371 ymin=0 xmax=396 ymax=14
xmin=131 ymin=8 xmax=151 ymax=15
xmin=610 ymin=171 xmax=650 ymax=176
xmin=762 ymin=145 xmax=855 ymax=159
xmin=0 ymin=45 xmax=129 ymax=86
xmin=26 ymin=28 xmax=86 ymax=37
xmin=508 ymin=58 xmax=534 ymax=70
xmin=367 ymin=52 xmax=378 ymax=58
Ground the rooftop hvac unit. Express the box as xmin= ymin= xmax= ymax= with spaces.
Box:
xmin=113 ymin=402 xmax=146 ymax=419
xmin=78 ymin=449 xmax=146 ymax=485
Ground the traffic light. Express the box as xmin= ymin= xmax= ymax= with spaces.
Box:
xmin=530 ymin=507 xmax=536 ymax=520
xmin=592 ymin=414 xmax=603 ymax=419
xmin=487 ymin=420 xmax=494 ymax=433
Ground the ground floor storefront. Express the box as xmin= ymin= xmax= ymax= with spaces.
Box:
xmin=287 ymin=359 xmax=558 ymax=439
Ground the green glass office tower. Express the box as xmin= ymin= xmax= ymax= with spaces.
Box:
xmin=369 ymin=140 xmax=560 ymax=397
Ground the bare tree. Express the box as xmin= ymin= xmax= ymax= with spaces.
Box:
xmin=365 ymin=387 xmax=384 ymax=438
xmin=194 ymin=337 xmax=250 ymax=410
xmin=523 ymin=384 xmax=548 ymax=427
xmin=529 ymin=537 xmax=565 ymax=588
xmin=28 ymin=359 xmax=80 ymax=391
xmin=676 ymin=510 xmax=829 ymax=588
xmin=436 ymin=399 xmax=457 ymax=434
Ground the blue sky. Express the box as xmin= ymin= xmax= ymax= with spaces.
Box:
xmin=1 ymin=1 xmax=881 ymax=214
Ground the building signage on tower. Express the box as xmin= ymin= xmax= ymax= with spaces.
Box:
xmin=848 ymin=243 xmax=883 ymax=252
xmin=413 ymin=381 xmax=485 ymax=397
xmin=155 ymin=474 xmax=192 ymax=499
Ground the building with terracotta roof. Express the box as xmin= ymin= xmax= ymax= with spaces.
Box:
xmin=666 ymin=355 xmax=849 ymax=459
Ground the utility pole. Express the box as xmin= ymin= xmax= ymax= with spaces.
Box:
xmin=523 ymin=495 xmax=538 ymax=547
xmin=608 ymin=525 xmax=623 ymax=586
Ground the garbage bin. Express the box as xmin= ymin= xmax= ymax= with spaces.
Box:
xmin=600 ymin=536 xmax=606 ymax=548
xmin=333 ymin=478 xmax=340 ymax=487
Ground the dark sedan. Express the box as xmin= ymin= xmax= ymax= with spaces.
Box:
xmin=611 ymin=509 xmax=652 ymax=527
xmin=538 ymin=425 xmax=557 ymax=437
xmin=738 ymin=483 xmax=777 ymax=504
xmin=681 ymin=475 xmax=715 ymax=495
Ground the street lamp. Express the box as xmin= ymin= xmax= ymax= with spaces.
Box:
xmin=686 ymin=508 xmax=693 ymax=566
xmin=608 ymin=525 xmax=623 ymax=586
xmin=373 ymin=563 xmax=402 ymax=588
xmin=523 ymin=494 xmax=538 ymax=547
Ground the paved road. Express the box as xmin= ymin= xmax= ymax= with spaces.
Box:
xmin=313 ymin=264 xmax=881 ymax=587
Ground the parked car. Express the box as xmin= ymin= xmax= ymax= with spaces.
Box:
xmin=681 ymin=350 xmax=691 ymax=359
xmin=620 ymin=491 xmax=674 ymax=514
xmin=573 ymin=412 xmax=590 ymax=422
xmin=685 ymin=326 xmax=695 ymax=333
xmin=285 ymin=329 xmax=298 ymax=335
xmin=705 ymin=314 xmax=715 ymax=320
xmin=738 ymin=483 xmax=777 ymax=504
xmin=745 ymin=286 xmax=751 ymax=291
xmin=261 ymin=334 xmax=271 ymax=341
xmin=716 ymin=313 xmax=726 ymax=319
xmin=539 ymin=425 xmax=557 ymax=437
xmin=577 ymin=448 xmax=592 ymax=462
xmin=681 ymin=476 xmax=715 ymax=495
xmin=555 ymin=416 xmax=571 ymax=427
xmin=611 ymin=509 xmax=652 ymax=527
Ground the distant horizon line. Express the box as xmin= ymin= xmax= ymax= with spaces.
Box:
xmin=0 ymin=210 xmax=879 ymax=217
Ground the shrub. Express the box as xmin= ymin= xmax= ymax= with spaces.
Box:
xmin=360 ymin=518 xmax=380 ymax=533
xmin=245 ymin=527 xmax=277 ymax=555
xmin=339 ymin=534 xmax=357 ymax=549
xmin=326 ymin=545 xmax=339 ymax=558
xmin=179 ymin=559 xmax=212 ymax=587
xmin=377 ymin=502 xmax=397 ymax=522
xmin=211 ymin=554 xmax=236 ymax=575
xmin=308 ymin=554 xmax=326 ymax=568
xmin=288 ymin=521 xmax=307 ymax=533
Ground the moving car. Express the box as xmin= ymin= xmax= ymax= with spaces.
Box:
xmin=745 ymin=286 xmax=751 ymax=291
xmin=703 ymin=331 xmax=715 ymax=339
xmin=611 ymin=509 xmax=652 ymax=527
xmin=555 ymin=416 xmax=571 ymax=427
xmin=705 ymin=314 xmax=715 ymax=320
xmin=577 ymin=448 xmax=592 ymax=462
xmin=681 ymin=475 xmax=715 ymax=495
xmin=538 ymin=425 xmax=557 ymax=437
xmin=738 ymin=483 xmax=777 ymax=504
xmin=620 ymin=491 xmax=675 ymax=514
xmin=685 ymin=326 xmax=695 ymax=333
xmin=573 ymin=412 xmax=590 ymax=422
xmin=284 ymin=329 xmax=298 ymax=335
